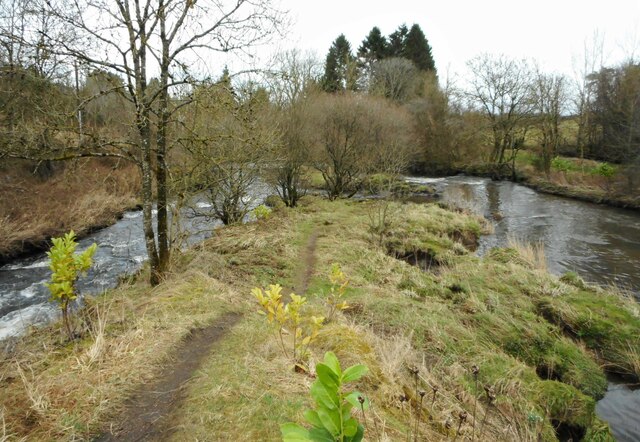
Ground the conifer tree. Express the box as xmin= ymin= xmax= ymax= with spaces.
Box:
xmin=388 ymin=24 xmax=409 ymax=57
xmin=404 ymin=24 xmax=436 ymax=72
xmin=322 ymin=34 xmax=357 ymax=92
xmin=358 ymin=26 xmax=388 ymax=62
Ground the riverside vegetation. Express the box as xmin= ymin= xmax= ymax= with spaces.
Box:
xmin=1 ymin=197 xmax=638 ymax=441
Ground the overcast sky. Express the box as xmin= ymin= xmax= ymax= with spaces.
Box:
xmin=264 ymin=0 xmax=640 ymax=81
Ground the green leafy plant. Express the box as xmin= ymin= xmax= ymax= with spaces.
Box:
xmin=253 ymin=284 xmax=324 ymax=367
xmin=591 ymin=162 xmax=616 ymax=193
xmin=253 ymin=204 xmax=272 ymax=221
xmin=551 ymin=156 xmax=573 ymax=173
xmin=324 ymin=264 xmax=350 ymax=321
xmin=281 ymin=352 xmax=369 ymax=442
xmin=591 ymin=162 xmax=616 ymax=178
xmin=45 ymin=231 xmax=97 ymax=340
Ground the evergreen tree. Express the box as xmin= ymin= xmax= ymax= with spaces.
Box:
xmin=322 ymin=34 xmax=357 ymax=93
xmin=358 ymin=26 xmax=388 ymax=62
xmin=388 ymin=24 xmax=408 ymax=58
xmin=404 ymin=24 xmax=436 ymax=72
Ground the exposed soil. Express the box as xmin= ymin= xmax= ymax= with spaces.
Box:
xmin=96 ymin=311 xmax=242 ymax=442
xmin=293 ymin=230 xmax=319 ymax=295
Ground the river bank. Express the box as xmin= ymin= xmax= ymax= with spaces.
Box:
xmin=1 ymin=197 xmax=637 ymax=440
xmin=459 ymin=158 xmax=640 ymax=211
xmin=0 ymin=159 xmax=141 ymax=265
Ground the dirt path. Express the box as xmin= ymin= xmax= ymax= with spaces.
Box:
xmin=293 ymin=230 xmax=318 ymax=295
xmin=96 ymin=311 xmax=242 ymax=442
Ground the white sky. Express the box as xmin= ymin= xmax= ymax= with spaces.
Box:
xmin=265 ymin=0 xmax=640 ymax=81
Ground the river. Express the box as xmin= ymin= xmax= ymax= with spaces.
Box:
xmin=407 ymin=175 xmax=640 ymax=442
xmin=1 ymin=176 xmax=638 ymax=440
xmin=0 ymin=185 xmax=269 ymax=341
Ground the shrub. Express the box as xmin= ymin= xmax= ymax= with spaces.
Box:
xmin=551 ymin=157 xmax=573 ymax=173
xmin=253 ymin=204 xmax=272 ymax=221
xmin=281 ymin=351 xmax=369 ymax=442
xmin=324 ymin=264 xmax=350 ymax=321
xmin=253 ymin=284 xmax=324 ymax=368
xmin=45 ymin=231 xmax=97 ymax=340
xmin=590 ymin=162 xmax=616 ymax=178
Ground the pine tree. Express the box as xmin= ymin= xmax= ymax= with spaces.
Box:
xmin=358 ymin=26 xmax=388 ymax=62
xmin=322 ymin=34 xmax=357 ymax=93
xmin=404 ymin=24 xmax=436 ymax=72
xmin=388 ymin=24 xmax=408 ymax=58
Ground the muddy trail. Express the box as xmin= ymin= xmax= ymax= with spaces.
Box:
xmin=292 ymin=230 xmax=319 ymax=295
xmin=96 ymin=311 xmax=242 ymax=442
xmin=95 ymin=228 xmax=319 ymax=441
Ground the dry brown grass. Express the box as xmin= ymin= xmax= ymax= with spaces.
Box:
xmin=507 ymin=236 xmax=548 ymax=272
xmin=0 ymin=158 xmax=140 ymax=260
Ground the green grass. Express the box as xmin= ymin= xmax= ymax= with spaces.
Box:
xmin=3 ymin=196 xmax=636 ymax=441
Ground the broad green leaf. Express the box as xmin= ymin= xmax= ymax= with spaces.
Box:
xmin=308 ymin=427 xmax=336 ymax=442
xmin=316 ymin=363 xmax=339 ymax=389
xmin=341 ymin=402 xmax=353 ymax=421
xmin=317 ymin=407 xmax=341 ymax=436
xmin=345 ymin=392 xmax=370 ymax=411
xmin=343 ymin=417 xmax=359 ymax=437
xmin=323 ymin=351 xmax=341 ymax=376
xmin=303 ymin=410 xmax=323 ymax=429
xmin=341 ymin=364 xmax=368 ymax=383
xmin=310 ymin=380 xmax=339 ymax=410
xmin=281 ymin=423 xmax=312 ymax=441
xmin=349 ymin=424 xmax=365 ymax=442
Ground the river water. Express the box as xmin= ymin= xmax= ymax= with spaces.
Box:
xmin=1 ymin=176 xmax=638 ymax=439
xmin=0 ymin=186 xmax=269 ymax=341
xmin=407 ymin=176 xmax=640 ymax=441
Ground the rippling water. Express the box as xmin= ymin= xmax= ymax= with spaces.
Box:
xmin=407 ymin=176 xmax=640 ymax=296
xmin=0 ymin=185 xmax=269 ymax=340
xmin=407 ymin=175 xmax=640 ymax=441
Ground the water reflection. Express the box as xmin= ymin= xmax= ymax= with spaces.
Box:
xmin=418 ymin=175 xmax=640 ymax=296
xmin=408 ymin=175 xmax=640 ymax=440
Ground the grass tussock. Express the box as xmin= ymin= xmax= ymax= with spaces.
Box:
xmin=0 ymin=196 xmax=634 ymax=441
xmin=0 ymin=158 xmax=140 ymax=261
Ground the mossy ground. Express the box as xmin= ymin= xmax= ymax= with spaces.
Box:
xmin=1 ymin=197 xmax=637 ymax=441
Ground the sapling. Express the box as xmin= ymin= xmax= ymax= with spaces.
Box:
xmin=45 ymin=231 xmax=97 ymax=340
xmin=281 ymin=352 xmax=369 ymax=442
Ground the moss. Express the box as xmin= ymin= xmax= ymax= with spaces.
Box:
xmin=559 ymin=271 xmax=588 ymax=290
xmin=531 ymin=380 xmax=595 ymax=432
xmin=487 ymin=247 xmax=532 ymax=268
xmin=537 ymin=294 xmax=640 ymax=380
xmin=264 ymin=194 xmax=286 ymax=209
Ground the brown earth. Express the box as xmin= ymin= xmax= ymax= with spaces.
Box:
xmin=96 ymin=312 xmax=242 ymax=442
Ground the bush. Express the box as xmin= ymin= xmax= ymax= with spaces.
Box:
xmin=252 ymin=204 xmax=272 ymax=221
xmin=551 ymin=157 xmax=573 ymax=173
xmin=281 ymin=351 xmax=369 ymax=442
xmin=590 ymin=162 xmax=616 ymax=178
xmin=45 ymin=231 xmax=97 ymax=340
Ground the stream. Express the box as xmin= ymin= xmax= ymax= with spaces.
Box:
xmin=1 ymin=176 xmax=638 ymax=439
xmin=407 ymin=175 xmax=640 ymax=441
xmin=0 ymin=184 xmax=269 ymax=341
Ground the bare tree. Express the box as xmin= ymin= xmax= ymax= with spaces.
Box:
xmin=264 ymin=49 xmax=321 ymax=207
xmin=465 ymin=54 xmax=533 ymax=179
xmin=28 ymin=0 xmax=284 ymax=284
xmin=311 ymin=93 xmax=413 ymax=199
xmin=531 ymin=68 xmax=567 ymax=177
xmin=572 ymin=32 xmax=605 ymax=162
xmin=178 ymin=80 xmax=276 ymax=224
xmin=369 ymin=57 xmax=421 ymax=102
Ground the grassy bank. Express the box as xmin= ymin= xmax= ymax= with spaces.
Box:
xmin=0 ymin=159 xmax=141 ymax=264
xmin=460 ymin=153 xmax=640 ymax=210
xmin=1 ymin=197 xmax=638 ymax=441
